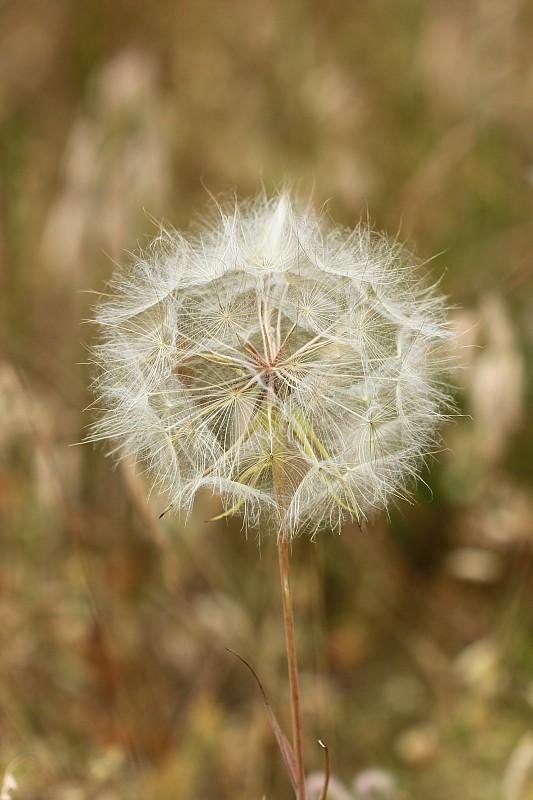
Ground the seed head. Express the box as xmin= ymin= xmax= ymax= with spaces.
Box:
xmin=88 ymin=192 xmax=453 ymax=538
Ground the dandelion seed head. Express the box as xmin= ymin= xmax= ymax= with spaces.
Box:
xmin=88 ymin=192 xmax=454 ymax=538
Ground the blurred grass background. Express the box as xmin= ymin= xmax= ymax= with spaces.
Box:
xmin=1 ymin=0 xmax=533 ymax=798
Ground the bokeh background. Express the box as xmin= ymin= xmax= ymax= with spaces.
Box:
xmin=1 ymin=1 xmax=533 ymax=798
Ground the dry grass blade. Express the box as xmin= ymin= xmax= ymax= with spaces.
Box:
xmin=317 ymin=740 xmax=331 ymax=800
xmin=226 ymin=648 xmax=298 ymax=794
